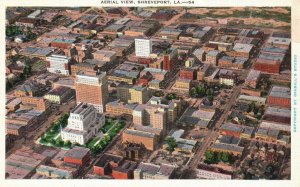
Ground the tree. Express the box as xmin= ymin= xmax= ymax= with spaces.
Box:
xmin=190 ymin=87 xmax=197 ymax=97
xmin=56 ymin=139 xmax=64 ymax=147
xmin=206 ymin=89 xmax=212 ymax=96
xmin=50 ymin=139 xmax=56 ymax=145
xmin=207 ymin=95 xmax=213 ymax=102
xmin=196 ymin=85 xmax=206 ymax=97
xmin=220 ymin=152 xmax=229 ymax=163
xmin=6 ymin=81 xmax=13 ymax=91
xmin=23 ymin=65 xmax=32 ymax=78
xmin=249 ymin=102 xmax=256 ymax=112
xmin=257 ymin=106 xmax=264 ymax=115
xmin=166 ymin=137 xmax=177 ymax=154
xmin=64 ymin=141 xmax=72 ymax=148
xmin=204 ymin=150 xmax=217 ymax=164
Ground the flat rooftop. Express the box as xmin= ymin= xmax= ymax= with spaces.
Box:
xmin=95 ymin=153 xmax=123 ymax=167
xmin=269 ymin=86 xmax=291 ymax=99
xmin=64 ymin=146 xmax=90 ymax=159
xmin=220 ymin=123 xmax=243 ymax=133
xmin=136 ymin=162 xmax=175 ymax=176
xmin=124 ymin=128 xmax=156 ymax=138
xmin=233 ymin=43 xmax=253 ymax=53
xmin=47 ymin=86 xmax=71 ymax=96
xmin=246 ymin=69 xmax=261 ymax=81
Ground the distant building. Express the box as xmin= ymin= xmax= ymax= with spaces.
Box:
xmin=20 ymin=96 xmax=50 ymax=112
xmin=255 ymin=127 xmax=280 ymax=142
xmin=267 ymin=86 xmax=291 ymax=108
xmin=220 ymin=123 xmax=254 ymax=139
xmin=244 ymin=70 xmax=261 ymax=89
xmin=14 ymin=80 xmax=47 ymax=97
xmin=197 ymin=64 xmax=210 ymax=81
xmin=64 ymin=146 xmax=90 ymax=166
xmin=5 ymin=147 xmax=48 ymax=179
xmin=174 ymin=78 xmax=191 ymax=90
xmin=50 ymin=38 xmax=77 ymax=49
xmin=75 ymin=71 xmax=109 ymax=113
xmin=92 ymin=50 xmax=117 ymax=62
xmin=106 ymin=100 xmax=137 ymax=116
xmin=15 ymin=17 xmax=39 ymax=28
xmin=206 ymin=50 xmax=221 ymax=66
xmin=196 ymin=164 xmax=232 ymax=179
xmin=133 ymin=162 xmax=175 ymax=179
xmin=93 ymin=153 xmax=137 ymax=179
xmin=193 ymin=48 xmax=206 ymax=62
xmin=135 ymin=38 xmax=152 ymax=58
xmin=61 ymin=103 xmax=105 ymax=145
xmin=122 ymin=126 xmax=161 ymax=151
xmin=140 ymin=68 xmax=168 ymax=81
xmin=227 ymin=43 xmax=253 ymax=58
xmin=163 ymin=48 xmax=177 ymax=71
xmin=219 ymin=69 xmax=235 ymax=86
xmin=46 ymin=55 xmax=72 ymax=75
xmin=35 ymin=165 xmax=75 ymax=179
xmin=44 ymin=86 xmax=74 ymax=104
xmin=117 ymin=83 xmax=150 ymax=104
xmin=179 ymin=67 xmax=197 ymax=80
xmin=262 ymin=106 xmax=291 ymax=125
xmin=165 ymin=129 xmax=197 ymax=153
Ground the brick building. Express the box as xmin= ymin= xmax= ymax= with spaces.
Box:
xmin=179 ymin=68 xmax=196 ymax=80
xmin=244 ymin=69 xmax=261 ymax=89
xmin=64 ymin=146 xmax=90 ymax=166
xmin=93 ymin=153 xmax=137 ymax=179
xmin=75 ymin=71 xmax=109 ymax=113
xmin=267 ymin=86 xmax=291 ymax=108
xmin=20 ymin=96 xmax=50 ymax=112
xmin=122 ymin=128 xmax=159 ymax=151
xmin=105 ymin=100 xmax=137 ymax=116
xmin=50 ymin=38 xmax=77 ymax=49
xmin=206 ymin=50 xmax=221 ymax=66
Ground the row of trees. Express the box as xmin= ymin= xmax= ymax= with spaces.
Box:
xmin=166 ymin=93 xmax=177 ymax=100
xmin=6 ymin=25 xmax=37 ymax=41
xmin=204 ymin=150 xmax=236 ymax=165
xmin=6 ymin=57 xmax=32 ymax=91
xmin=190 ymin=85 xmax=214 ymax=101
xmin=6 ymin=25 xmax=22 ymax=37
xmin=89 ymin=135 xmax=111 ymax=155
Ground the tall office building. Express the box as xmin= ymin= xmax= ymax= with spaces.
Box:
xmin=135 ymin=38 xmax=152 ymax=58
xmin=75 ymin=71 xmax=108 ymax=113
xmin=163 ymin=48 xmax=177 ymax=71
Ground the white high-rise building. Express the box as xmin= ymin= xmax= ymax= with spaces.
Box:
xmin=46 ymin=54 xmax=71 ymax=75
xmin=135 ymin=38 xmax=152 ymax=58
xmin=61 ymin=103 xmax=105 ymax=145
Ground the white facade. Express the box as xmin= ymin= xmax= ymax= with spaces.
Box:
xmin=47 ymin=55 xmax=71 ymax=75
xmin=135 ymin=38 xmax=152 ymax=57
xmin=196 ymin=169 xmax=232 ymax=179
xmin=61 ymin=103 xmax=105 ymax=145
xmin=219 ymin=77 xmax=234 ymax=86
